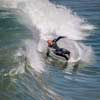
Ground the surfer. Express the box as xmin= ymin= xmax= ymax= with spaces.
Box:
xmin=47 ymin=36 xmax=70 ymax=66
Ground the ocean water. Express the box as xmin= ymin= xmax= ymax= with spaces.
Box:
xmin=0 ymin=0 xmax=100 ymax=100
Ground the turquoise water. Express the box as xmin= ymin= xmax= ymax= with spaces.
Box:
xmin=0 ymin=0 xmax=100 ymax=100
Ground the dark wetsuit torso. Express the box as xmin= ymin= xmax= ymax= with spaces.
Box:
xmin=48 ymin=36 xmax=70 ymax=61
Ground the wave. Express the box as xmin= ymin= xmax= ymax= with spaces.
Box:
xmin=0 ymin=0 xmax=95 ymax=73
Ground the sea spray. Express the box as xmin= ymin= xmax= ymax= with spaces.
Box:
xmin=16 ymin=0 xmax=95 ymax=64
xmin=1 ymin=0 xmax=95 ymax=39
xmin=24 ymin=40 xmax=45 ymax=73
xmin=17 ymin=0 xmax=94 ymax=40
xmin=0 ymin=0 xmax=95 ymax=71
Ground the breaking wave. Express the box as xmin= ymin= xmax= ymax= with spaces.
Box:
xmin=0 ymin=0 xmax=95 ymax=73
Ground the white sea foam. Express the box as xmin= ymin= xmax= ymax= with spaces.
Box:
xmin=1 ymin=0 xmax=95 ymax=73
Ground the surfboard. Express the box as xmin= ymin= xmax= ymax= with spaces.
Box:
xmin=46 ymin=48 xmax=80 ymax=68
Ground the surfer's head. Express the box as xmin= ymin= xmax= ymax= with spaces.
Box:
xmin=47 ymin=40 xmax=54 ymax=46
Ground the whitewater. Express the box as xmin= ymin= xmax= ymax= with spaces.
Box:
xmin=0 ymin=0 xmax=95 ymax=73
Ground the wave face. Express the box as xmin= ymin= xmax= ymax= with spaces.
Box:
xmin=0 ymin=0 xmax=98 ymax=100
xmin=0 ymin=0 xmax=95 ymax=68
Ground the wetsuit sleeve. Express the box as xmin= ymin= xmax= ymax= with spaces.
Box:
xmin=53 ymin=36 xmax=65 ymax=42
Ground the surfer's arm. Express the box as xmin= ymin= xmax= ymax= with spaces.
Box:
xmin=53 ymin=36 xmax=65 ymax=42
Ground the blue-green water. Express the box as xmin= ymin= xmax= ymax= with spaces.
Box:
xmin=0 ymin=0 xmax=100 ymax=100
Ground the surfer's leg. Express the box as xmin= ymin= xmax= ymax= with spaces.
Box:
xmin=46 ymin=49 xmax=50 ymax=60
xmin=54 ymin=50 xmax=68 ymax=68
xmin=65 ymin=50 xmax=70 ymax=58
xmin=46 ymin=49 xmax=50 ymax=57
xmin=54 ymin=52 xmax=68 ymax=68
xmin=61 ymin=48 xmax=70 ymax=59
xmin=62 ymin=54 xmax=69 ymax=61
xmin=54 ymin=49 xmax=69 ymax=61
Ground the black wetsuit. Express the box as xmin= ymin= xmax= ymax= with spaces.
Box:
xmin=48 ymin=36 xmax=70 ymax=61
